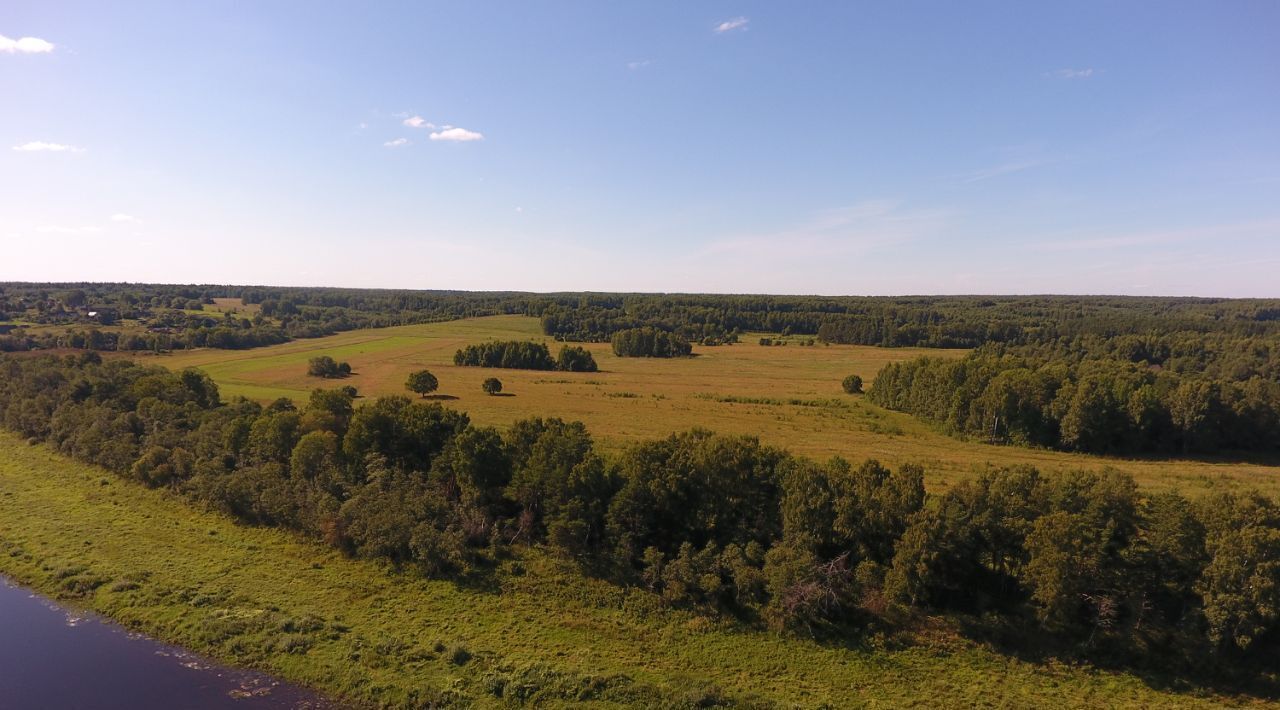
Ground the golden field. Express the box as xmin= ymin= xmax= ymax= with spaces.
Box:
xmin=137 ymin=313 xmax=1280 ymax=496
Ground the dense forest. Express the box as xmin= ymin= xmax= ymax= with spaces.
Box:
xmin=2 ymin=352 xmax=1279 ymax=685
xmin=868 ymin=330 xmax=1280 ymax=455
xmin=8 ymin=283 xmax=1280 ymax=356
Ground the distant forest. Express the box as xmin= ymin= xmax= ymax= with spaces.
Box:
xmin=4 ymin=283 xmax=1280 ymax=456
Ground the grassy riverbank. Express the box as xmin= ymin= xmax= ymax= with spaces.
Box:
xmin=0 ymin=431 xmax=1268 ymax=707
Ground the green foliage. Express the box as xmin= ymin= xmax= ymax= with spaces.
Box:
xmin=4 ymin=352 xmax=1280 ymax=681
xmin=481 ymin=377 xmax=502 ymax=395
xmin=307 ymin=356 xmax=351 ymax=379
xmin=610 ymin=327 xmax=692 ymax=358
xmin=454 ymin=341 xmax=557 ymax=370
xmin=842 ymin=374 xmax=863 ymax=394
xmin=405 ymin=369 xmax=439 ymax=397
xmin=870 ymin=348 xmax=1280 ymax=455
xmin=555 ymin=345 xmax=598 ymax=372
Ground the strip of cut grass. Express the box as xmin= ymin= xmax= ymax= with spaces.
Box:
xmin=0 ymin=431 xmax=1262 ymax=708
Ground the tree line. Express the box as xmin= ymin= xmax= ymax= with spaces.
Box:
xmin=453 ymin=341 xmax=597 ymax=372
xmin=868 ymin=334 xmax=1280 ymax=455
xmin=7 ymin=284 xmax=1280 ymax=357
xmin=1 ymin=353 xmax=1278 ymax=684
xmin=610 ymin=327 xmax=692 ymax=358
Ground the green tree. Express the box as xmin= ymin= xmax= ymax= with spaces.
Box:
xmin=482 ymin=377 xmax=502 ymax=395
xmin=841 ymin=374 xmax=863 ymax=394
xmin=307 ymin=355 xmax=350 ymax=378
xmin=405 ymin=369 xmax=439 ymax=398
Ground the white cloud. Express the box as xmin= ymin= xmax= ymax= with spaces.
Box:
xmin=403 ymin=115 xmax=436 ymax=129
xmin=1050 ymin=68 xmax=1096 ymax=79
xmin=0 ymin=34 xmax=55 ymax=54
xmin=110 ymin=213 xmax=142 ymax=224
xmin=12 ymin=141 xmax=83 ymax=152
xmin=714 ymin=17 xmax=749 ymax=33
xmin=627 ymin=59 xmax=651 ymax=70
xmin=429 ymin=127 xmax=484 ymax=142
xmin=383 ymin=138 xmax=410 ymax=148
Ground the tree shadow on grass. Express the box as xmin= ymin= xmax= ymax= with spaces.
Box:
xmin=487 ymin=393 xmax=516 ymax=398
xmin=420 ymin=394 xmax=459 ymax=401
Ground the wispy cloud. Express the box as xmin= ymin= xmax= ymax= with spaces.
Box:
xmin=1049 ymin=68 xmax=1097 ymax=79
xmin=383 ymin=138 xmax=409 ymax=148
xmin=0 ymin=34 xmax=55 ymax=54
xmin=960 ymin=160 xmax=1046 ymax=183
xmin=403 ymin=115 xmax=436 ymax=129
xmin=12 ymin=141 xmax=83 ymax=152
xmin=429 ymin=127 xmax=484 ymax=142
xmin=110 ymin=214 xmax=143 ymax=224
xmin=714 ymin=17 xmax=749 ymax=33
xmin=627 ymin=59 xmax=651 ymax=70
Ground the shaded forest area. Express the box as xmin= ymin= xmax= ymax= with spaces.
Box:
xmin=1 ymin=353 xmax=1279 ymax=693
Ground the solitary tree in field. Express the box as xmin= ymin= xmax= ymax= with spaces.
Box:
xmin=482 ymin=377 xmax=503 ymax=396
xmin=406 ymin=369 xmax=439 ymax=397
xmin=842 ymin=374 xmax=864 ymax=394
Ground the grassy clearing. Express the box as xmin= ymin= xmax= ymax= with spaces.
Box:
xmin=0 ymin=430 xmax=1262 ymax=708
xmin=141 ymin=315 xmax=1280 ymax=497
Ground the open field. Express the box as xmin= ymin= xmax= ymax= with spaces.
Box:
xmin=138 ymin=315 xmax=1280 ymax=497
xmin=0 ymin=430 xmax=1263 ymax=708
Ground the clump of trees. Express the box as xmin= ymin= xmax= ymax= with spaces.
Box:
xmin=482 ymin=378 xmax=502 ymax=395
xmin=556 ymin=345 xmax=598 ymax=372
xmin=307 ymin=356 xmax=351 ymax=378
xmin=611 ymin=327 xmax=692 ymax=358
xmin=454 ymin=341 xmax=597 ymax=372
xmin=3 ymin=353 xmax=1280 ymax=682
xmin=406 ymin=370 xmax=439 ymax=397
xmin=842 ymin=375 xmax=863 ymax=394
xmin=869 ymin=348 xmax=1280 ymax=455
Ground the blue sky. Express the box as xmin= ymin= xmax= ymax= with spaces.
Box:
xmin=2 ymin=2 xmax=1277 ymax=295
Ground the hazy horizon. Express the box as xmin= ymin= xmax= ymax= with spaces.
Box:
xmin=3 ymin=2 xmax=1278 ymax=296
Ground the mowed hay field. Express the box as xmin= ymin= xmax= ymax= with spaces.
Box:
xmin=144 ymin=314 xmax=1280 ymax=496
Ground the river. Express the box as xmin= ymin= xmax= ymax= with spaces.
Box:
xmin=0 ymin=576 xmax=340 ymax=709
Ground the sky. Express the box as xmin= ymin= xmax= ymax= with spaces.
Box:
xmin=1 ymin=2 xmax=1278 ymax=296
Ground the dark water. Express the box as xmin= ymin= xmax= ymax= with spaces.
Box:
xmin=0 ymin=576 xmax=341 ymax=710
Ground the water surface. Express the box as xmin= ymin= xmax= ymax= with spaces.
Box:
xmin=0 ymin=576 xmax=339 ymax=709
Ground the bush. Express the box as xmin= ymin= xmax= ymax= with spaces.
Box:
xmin=307 ymin=356 xmax=350 ymax=378
xmin=482 ymin=377 xmax=502 ymax=395
xmin=842 ymin=374 xmax=863 ymax=394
